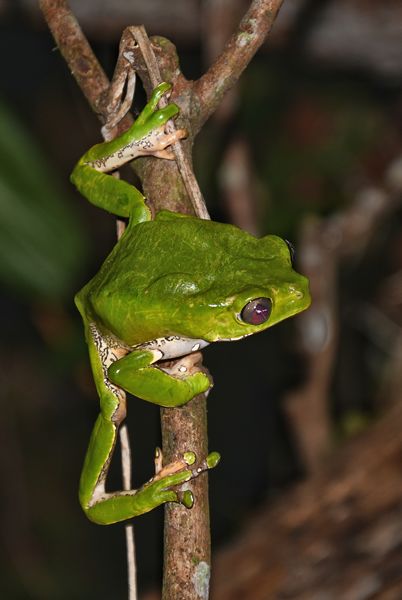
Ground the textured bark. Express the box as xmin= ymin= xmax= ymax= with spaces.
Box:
xmin=161 ymin=396 xmax=211 ymax=600
xmin=39 ymin=0 xmax=132 ymax=135
xmin=193 ymin=0 xmax=285 ymax=132
xmin=39 ymin=0 xmax=109 ymax=117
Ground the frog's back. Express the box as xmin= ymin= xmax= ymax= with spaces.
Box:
xmin=77 ymin=210 xmax=280 ymax=344
xmin=77 ymin=212 xmax=222 ymax=339
xmin=87 ymin=210 xmax=257 ymax=293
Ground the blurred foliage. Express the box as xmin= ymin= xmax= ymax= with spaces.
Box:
xmin=0 ymin=99 xmax=88 ymax=301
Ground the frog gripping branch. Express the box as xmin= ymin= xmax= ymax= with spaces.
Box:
xmin=71 ymin=83 xmax=310 ymax=525
xmin=72 ymin=83 xmax=219 ymax=524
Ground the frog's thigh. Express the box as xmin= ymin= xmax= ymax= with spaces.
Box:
xmin=108 ymin=349 xmax=210 ymax=407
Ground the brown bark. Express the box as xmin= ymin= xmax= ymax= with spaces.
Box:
xmin=161 ymin=396 xmax=211 ymax=600
xmin=39 ymin=0 xmax=133 ymax=135
xmin=194 ymin=0 xmax=285 ymax=132
xmin=39 ymin=0 xmax=109 ymax=118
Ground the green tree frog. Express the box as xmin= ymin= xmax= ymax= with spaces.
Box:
xmin=71 ymin=82 xmax=311 ymax=525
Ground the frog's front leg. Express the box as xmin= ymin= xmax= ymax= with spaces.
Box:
xmin=79 ymin=320 xmax=218 ymax=525
xmin=108 ymin=347 xmax=212 ymax=408
xmin=70 ymin=82 xmax=186 ymax=222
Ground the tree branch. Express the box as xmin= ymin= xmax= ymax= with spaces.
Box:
xmin=39 ymin=2 xmax=286 ymax=599
xmin=127 ymin=26 xmax=209 ymax=219
xmin=39 ymin=0 xmax=132 ymax=134
xmin=193 ymin=0 xmax=285 ymax=131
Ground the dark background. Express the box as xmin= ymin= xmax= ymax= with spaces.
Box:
xmin=1 ymin=1 xmax=402 ymax=598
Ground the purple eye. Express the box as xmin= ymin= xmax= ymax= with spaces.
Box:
xmin=240 ymin=297 xmax=272 ymax=325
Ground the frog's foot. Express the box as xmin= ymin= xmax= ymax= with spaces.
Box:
xmin=148 ymin=448 xmax=221 ymax=510
xmin=108 ymin=349 xmax=213 ymax=407
xmin=153 ymin=447 xmax=219 ymax=479
xmin=133 ymin=81 xmax=187 ymax=159
xmin=159 ymin=350 xmax=208 ymax=377
xmin=137 ymin=125 xmax=187 ymax=160
xmin=84 ymin=449 xmax=220 ymax=524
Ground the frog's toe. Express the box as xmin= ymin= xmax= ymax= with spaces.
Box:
xmin=148 ymin=449 xmax=220 ymax=509
xmin=177 ymin=489 xmax=194 ymax=509
xmin=152 ymin=450 xmax=220 ymax=491
xmin=153 ymin=487 xmax=193 ymax=509
xmin=187 ymin=371 xmax=212 ymax=398
xmin=153 ymin=148 xmax=175 ymax=160
xmin=150 ymin=81 xmax=171 ymax=104
xmin=206 ymin=451 xmax=221 ymax=469
xmin=147 ymin=104 xmax=179 ymax=132
xmin=153 ymin=468 xmax=192 ymax=493
xmin=151 ymin=129 xmax=188 ymax=159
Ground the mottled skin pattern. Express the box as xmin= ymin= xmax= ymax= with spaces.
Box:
xmin=71 ymin=83 xmax=311 ymax=525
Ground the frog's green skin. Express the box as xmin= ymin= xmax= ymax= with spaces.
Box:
xmin=71 ymin=82 xmax=310 ymax=525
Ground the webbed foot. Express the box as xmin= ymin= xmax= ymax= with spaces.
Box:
xmin=84 ymin=448 xmax=221 ymax=524
xmin=149 ymin=448 xmax=221 ymax=510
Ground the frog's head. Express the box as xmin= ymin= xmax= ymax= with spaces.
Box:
xmin=159 ymin=226 xmax=311 ymax=343
xmin=201 ymin=236 xmax=310 ymax=341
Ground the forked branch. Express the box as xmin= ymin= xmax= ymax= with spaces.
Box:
xmin=40 ymin=0 xmax=285 ymax=135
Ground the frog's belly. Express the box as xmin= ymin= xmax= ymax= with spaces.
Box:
xmin=136 ymin=336 xmax=209 ymax=360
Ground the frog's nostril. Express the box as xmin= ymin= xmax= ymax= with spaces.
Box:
xmin=289 ymin=284 xmax=304 ymax=299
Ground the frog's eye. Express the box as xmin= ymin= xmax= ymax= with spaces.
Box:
xmin=240 ymin=297 xmax=272 ymax=325
xmin=285 ymin=239 xmax=295 ymax=266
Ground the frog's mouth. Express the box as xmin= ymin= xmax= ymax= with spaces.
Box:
xmin=137 ymin=335 xmax=210 ymax=361
xmin=216 ymin=332 xmax=255 ymax=342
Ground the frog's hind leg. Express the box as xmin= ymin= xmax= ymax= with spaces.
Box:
xmin=80 ymin=412 xmax=214 ymax=525
xmin=77 ymin=319 xmax=218 ymax=525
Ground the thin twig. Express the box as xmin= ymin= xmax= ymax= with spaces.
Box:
xmin=129 ymin=26 xmax=210 ymax=220
xmin=100 ymin=60 xmax=139 ymax=600
xmin=40 ymin=2 xmax=138 ymax=596
xmin=120 ymin=424 xmax=138 ymax=600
